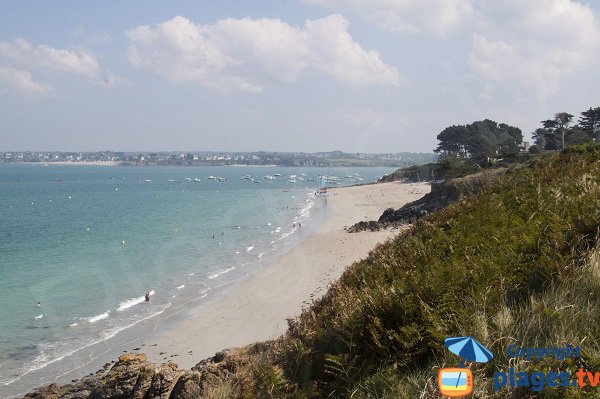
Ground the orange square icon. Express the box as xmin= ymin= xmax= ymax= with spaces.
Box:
xmin=438 ymin=368 xmax=473 ymax=397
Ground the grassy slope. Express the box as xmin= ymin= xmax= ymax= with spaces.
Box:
xmin=202 ymin=145 xmax=600 ymax=399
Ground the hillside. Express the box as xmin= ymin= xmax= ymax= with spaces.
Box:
xmin=25 ymin=145 xmax=600 ymax=398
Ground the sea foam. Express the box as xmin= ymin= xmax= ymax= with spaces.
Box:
xmin=117 ymin=290 xmax=155 ymax=312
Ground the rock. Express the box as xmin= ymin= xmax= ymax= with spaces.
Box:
xmin=88 ymin=354 xmax=151 ymax=399
xmin=127 ymin=367 xmax=155 ymax=399
xmin=167 ymin=372 xmax=202 ymax=399
xmin=24 ymin=383 xmax=65 ymax=398
xmin=22 ymin=344 xmax=275 ymax=399
xmin=145 ymin=363 xmax=181 ymax=399
xmin=346 ymin=220 xmax=381 ymax=233
xmin=349 ymin=173 xmax=502 ymax=233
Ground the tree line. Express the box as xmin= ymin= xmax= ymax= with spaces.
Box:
xmin=428 ymin=105 xmax=599 ymax=180
xmin=531 ymin=106 xmax=600 ymax=151
xmin=434 ymin=105 xmax=599 ymax=160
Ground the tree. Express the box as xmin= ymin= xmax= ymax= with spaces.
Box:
xmin=539 ymin=112 xmax=574 ymax=150
xmin=435 ymin=125 xmax=471 ymax=158
xmin=532 ymin=128 xmax=548 ymax=149
xmin=434 ymin=119 xmax=523 ymax=160
xmin=578 ymin=107 xmax=600 ymax=133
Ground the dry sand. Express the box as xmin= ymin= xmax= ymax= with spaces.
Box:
xmin=144 ymin=182 xmax=430 ymax=368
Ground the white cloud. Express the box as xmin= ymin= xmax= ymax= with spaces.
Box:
xmin=0 ymin=67 xmax=54 ymax=96
xmin=126 ymin=15 xmax=401 ymax=91
xmin=0 ymin=38 xmax=100 ymax=78
xmin=0 ymin=38 xmax=127 ymax=86
xmin=304 ymin=0 xmax=474 ymax=35
xmin=468 ymin=0 xmax=600 ymax=97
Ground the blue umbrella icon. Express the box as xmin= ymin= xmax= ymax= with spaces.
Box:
xmin=445 ymin=336 xmax=493 ymax=364
xmin=444 ymin=336 xmax=493 ymax=389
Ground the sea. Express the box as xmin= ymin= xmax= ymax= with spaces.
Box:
xmin=0 ymin=164 xmax=394 ymax=397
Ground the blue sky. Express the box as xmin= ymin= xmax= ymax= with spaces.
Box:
xmin=1 ymin=0 xmax=599 ymax=152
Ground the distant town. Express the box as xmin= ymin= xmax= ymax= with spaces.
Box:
xmin=0 ymin=151 xmax=437 ymax=167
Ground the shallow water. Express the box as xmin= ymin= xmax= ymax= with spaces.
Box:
xmin=0 ymin=164 xmax=393 ymax=396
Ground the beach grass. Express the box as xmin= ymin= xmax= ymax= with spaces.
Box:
xmin=196 ymin=144 xmax=600 ymax=398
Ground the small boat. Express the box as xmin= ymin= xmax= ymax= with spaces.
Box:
xmin=241 ymin=175 xmax=252 ymax=180
xmin=315 ymin=178 xmax=328 ymax=197
xmin=217 ymin=177 xmax=227 ymax=182
xmin=185 ymin=178 xmax=192 ymax=182
xmin=208 ymin=176 xmax=217 ymax=180
xmin=273 ymin=173 xmax=282 ymax=177
xmin=264 ymin=175 xmax=275 ymax=180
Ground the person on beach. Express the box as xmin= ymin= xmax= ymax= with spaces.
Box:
xmin=145 ymin=291 xmax=150 ymax=302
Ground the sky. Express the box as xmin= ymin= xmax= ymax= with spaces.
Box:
xmin=0 ymin=0 xmax=599 ymax=153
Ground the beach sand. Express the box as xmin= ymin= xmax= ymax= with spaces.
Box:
xmin=144 ymin=182 xmax=430 ymax=368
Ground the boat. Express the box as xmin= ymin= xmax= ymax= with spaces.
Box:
xmin=273 ymin=173 xmax=282 ymax=177
xmin=315 ymin=178 xmax=328 ymax=197
xmin=208 ymin=176 xmax=217 ymax=180
xmin=264 ymin=175 xmax=275 ymax=180
xmin=217 ymin=177 xmax=227 ymax=182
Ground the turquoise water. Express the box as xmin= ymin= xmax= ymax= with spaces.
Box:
xmin=0 ymin=164 xmax=393 ymax=396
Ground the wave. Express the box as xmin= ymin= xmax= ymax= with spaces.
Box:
xmin=68 ymin=323 xmax=78 ymax=328
xmin=88 ymin=311 xmax=110 ymax=323
xmin=208 ymin=267 xmax=235 ymax=279
xmin=176 ymin=284 xmax=185 ymax=289
xmin=117 ymin=290 xmax=155 ymax=312
xmin=246 ymin=246 xmax=254 ymax=252
xmin=34 ymin=314 xmax=43 ymax=320
xmin=2 ymin=303 xmax=171 ymax=388
xmin=279 ymin=231 xmax=294 ymax=240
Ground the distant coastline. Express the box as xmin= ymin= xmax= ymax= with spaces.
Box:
xmin=0 ymin=150 xmax=438 ymax=168
xmin=19 ymin=161 xmax=119 ymax=166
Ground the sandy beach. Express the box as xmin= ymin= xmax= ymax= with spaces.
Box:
xmin=143 ymin=182 xmax=430 ymax=368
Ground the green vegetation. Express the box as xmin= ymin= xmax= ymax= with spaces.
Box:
xmin=532 ymin=107 xmax=600 ymax=152
xmin=434 ymin=119 xmax=523 ymax=162
xmin=200 ymin=144 xmax=600 ymax=398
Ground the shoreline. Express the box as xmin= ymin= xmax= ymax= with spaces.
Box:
xmin=13 ymin=161 xmax=119 ymax=166
xmin=4 ymin=181 xmax=429 ymax=398
xmin=142 ymin=181 xmax=430 ymax=368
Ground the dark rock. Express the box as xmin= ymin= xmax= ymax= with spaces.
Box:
xmin=169 ymin=372 xmax=202 ymax=399
xmin=145 ymin=363 xmax=181 ymax=399
xmin=88 ymin=353 xmax=152 ymax=399
xmin=349 ymin=170 xmax=507 ymax=233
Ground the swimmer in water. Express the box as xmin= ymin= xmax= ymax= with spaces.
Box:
xmin=37 ymin=302 xmax=41 ymax=307
xmin=145 ymin=291 xmax=150 ymax=302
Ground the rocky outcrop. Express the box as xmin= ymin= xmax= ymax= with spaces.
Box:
xmin=23 ymin=343 xmax=274 ymax=399
xmin=349 ymin=168 xmax=508 ymax=232
xmin=24 ymin=354 xmax=198 ymax=399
